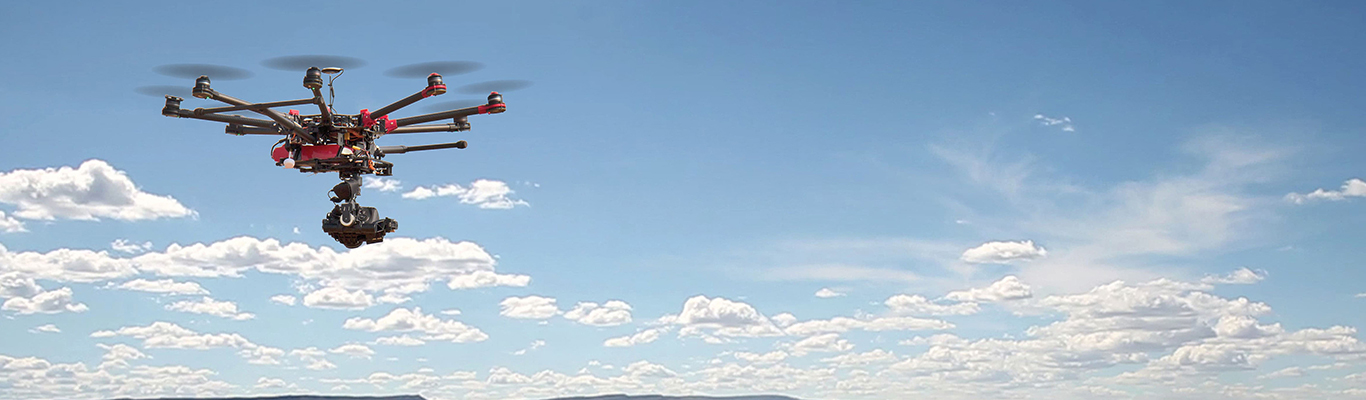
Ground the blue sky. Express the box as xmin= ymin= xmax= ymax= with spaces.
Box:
xmin=2 ymin=1 xmax=1366 ymax=399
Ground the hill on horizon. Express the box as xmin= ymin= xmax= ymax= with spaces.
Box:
xmin=107 ymin=394 xmax=804 ymax=400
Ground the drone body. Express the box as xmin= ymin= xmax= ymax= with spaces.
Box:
xmin=157 ymin=62 xmax=513 ymax=248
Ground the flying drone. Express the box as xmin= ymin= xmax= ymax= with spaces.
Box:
xmin=142 ymin=56 xmax=529 ymax=249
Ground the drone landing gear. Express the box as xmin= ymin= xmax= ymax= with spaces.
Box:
xmin=321 ymin=176 xmax=397 ymax=249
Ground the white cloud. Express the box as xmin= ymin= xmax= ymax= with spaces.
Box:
xmin=373 ymin=335 xmax=426 ymax=346
xmin=302 ymin=287 xmax=374 ymax=310
xmin=446 ymin=270 xmax=532 ymax=289
xmin=342 ymin=307 xmax=488 ymax=343
xmin=255 ymin=377 xmax=288 ymax=389
xmin=604 ymin=328 xmax=668 ymax=348
xmin=376 ymin=292 xmax=411 ymax=304
xmin=110 ymin=239 xmax=153 ymax=254
xmin=96 ymin=343 xmax=150 ymax=370
xmin=401 ymin=179 xmax=529 ymax=209
xmin=732 ymin=350 xmax=789 ymax=364
xmin=944 ymin=275 xmax=1034 ymax=302
xmin=0 ymin=211 xmax=25 ymax=233
xmin=1201 ymin=267 xmax=1268 ymax=285
xmin=771 ymin=312 xmax=798 ymax=328
xmin=439 ymin=308 xmax=462 ymax=315
xmin=785 ymin=333 xmax=854 ymax=356
xmin=820 ymin=348 xmax=897 ymax=367
xmin=269 ymin=294 xmax=296 ymax=305
xmin=364 ymin=177 xmax=403 ymax=192
xmin=499 ymin=296 xmax=560 ymax=319
xmin=115 ymin=278 xmax=208 ymax=295
xmin=663 ymin=295 xmax=785 ymax=339
xmin=1286 ymin=178 xmax=1366 ymax=204
xmin=960 ymin=240 xmax=1047 ymax=264
xmin=512 ymin=340 xmax=546 ymax=356
xmin=1034 ymin=114 xmax=1076 ymax=132
xmin=91 ymin=321 xmax=260 ymax=352
xmin=165 ymin=297 xmax=254 ymax=320
xmin=784 ymin=316 xmax=954 ymax=336
xmin=884 ymin=294 xmax=980 ymax=316
xmin=0 ymin=160 xmax=194 ymax=221
xmin=29 ymin=324 xmax=60 ymax=333
xmin=2 ymin=287 xmax=88 ymax=314
xmin=329 ymin=343 xmax=375 ymax=359
xmin=0 ymin=273 xmax=42 ymax=298
xmin=563 ymin=300 xmax=632 ymax=326
xmin=814 ymin=288 xmax=845 ymax=298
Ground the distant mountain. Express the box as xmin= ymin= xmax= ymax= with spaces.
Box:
xmin=109 ymin=396 xmax=425 ymax=400
xmin=545 ymin=395 xmax=803 ymax=400
xmin=108 ymin=394 xmax=802 ymax=400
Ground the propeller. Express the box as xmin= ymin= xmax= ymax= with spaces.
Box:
xmin=152 ymin=64 xmax=254 ymax=80
xmin=262 ymin=55 xmax=368 ymax=71
xmin=421 ymin=99 xmax=488 ymax=113
xmin=134 ymin=85 xmax=193 ymax=98
xmin=384 ymin=61 xmax=484 ymax=78
xmin=456 ymin=80 xmax=533 ymax=95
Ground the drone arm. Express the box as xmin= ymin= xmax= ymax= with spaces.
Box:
xmin=386 ymin=120 xmax=469 ymax=134
xmin=189 ymin=98 xmax=318 ymax=115
xmin=377 ymin=141 xmax=467 ymax=155
xmin=310 ymin=88 xmax=333 ymax=127
xmin=368 ymin=74 xmax=448 ymax=120
xmin=393 ymin=106 xmax=481 ymax=127
xmin=170 ymin=109 xmax=277 ymax=128
xmin=204 ymin=89 xmax=316 ymax=142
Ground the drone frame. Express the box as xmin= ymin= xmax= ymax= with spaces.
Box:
xmin=159 ymin=67 xmax=507 ymax=177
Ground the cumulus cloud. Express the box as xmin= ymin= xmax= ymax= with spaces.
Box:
xmin=1034 ymin=114 xmax=1075 ymax=132
xmin=165 ymin=297 xmax=254 ymax=320
xmin=884 ymin=294 xmax=980 ymax=316
xmin=115 ymin=279 xmax=208 ymax=295
xmin=960 ymin=240 xmax=1047 ymax=264
xmin=0 ymin=160 xmax=194 ymax=221
xmin=342 ymin=307 xmax=488 ymax=343
xmin=1285 ymin=178 xmax=1366 ymax=204
xmin=1 ymin=237 xmax=528 ymax=303
xmin=328 ymin=343 xmax=375 ymax=359
xmin=0 ymin=273 xmax=42 ymax=298
xmin=499 ymin=296 xmax=560 ymax=319
xmin=90 ymin=321 xmax=263 ymax=353
xmin=401 ymin=179 xmax=529 ymax=209
xmin=30 ymin=324 xmax=60 ymax=333
xmin=563 ymin=300 xmax=632 ymax=326
xmin=512 ymin=340 xmax=546 ymax=356
xmin=269 ymin=295 xmax=296 ymax=305
xmin=110 ymin=239 xmax=153 ymax=254
xmin=2 ymin=287 xmax=88 ymax=314
xmin=604 ymin=328 xmax=668 ymax=348
xmin=1201 ymin=267 xmax=1268 ymax=285
xmin=785 ymin=333 xmax=855 ymax=356
xmin=446 ymin=270 xmax=531 ymax=289
xmin=302 ymin=287 xmax=374 ymax=310
xmin=364 ymin=177 xmax=403 ymax=192
xmin=814 ymin=288 xmax=845 ymax=298
xmin=661 ymin=295 xmax=786 ymax=339
xmin=944 ymin=275 xmax=1034 ymax=302
xmin=0 ymin=211 xmax=24 ymax=233
xmin=373 ymin=335 xmax=426 ymax=346
xmin=784 ymin=316 xmax=954 ymax=336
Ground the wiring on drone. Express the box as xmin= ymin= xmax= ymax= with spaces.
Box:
xmin=327 ymin=69 xmax=343 ymax=112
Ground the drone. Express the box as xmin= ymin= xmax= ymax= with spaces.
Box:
xmin=145 ymin=56 xmax=527 ymax=249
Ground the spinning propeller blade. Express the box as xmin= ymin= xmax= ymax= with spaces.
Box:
xmin=262 ymin=55 xmax=368 ymax=71
xmin=135 ymin=85 xmax=193 ymax=98
xmin=456 ymin=80 xmax=534 ymax=94
xmin=384 ymin=61 xmax=484 ymax=78
xmin=152 ymin=64 xmax=254 ymax=80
